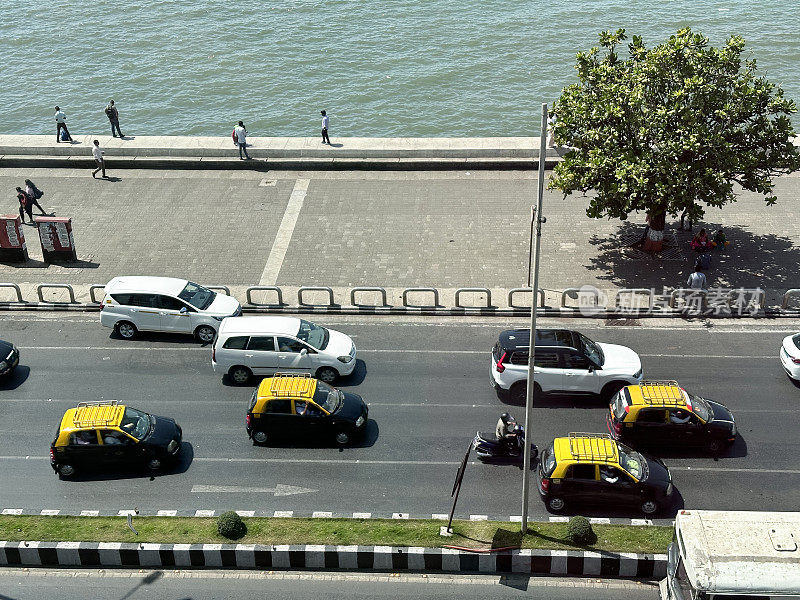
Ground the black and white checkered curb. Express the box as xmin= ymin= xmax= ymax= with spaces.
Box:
xmin=0 ymin=541 xmax=666 ymax=577
xmin=0 ymin=508 xmax=671 ymax=526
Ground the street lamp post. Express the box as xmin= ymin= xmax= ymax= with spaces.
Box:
xmin=521 ymin=103 xmax=548 ymax=535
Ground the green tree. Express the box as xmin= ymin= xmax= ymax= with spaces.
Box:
xmin=549 ymin=28 xmax=800 ymax=252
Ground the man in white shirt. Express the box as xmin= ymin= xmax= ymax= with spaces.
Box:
xmin=321 ymin=110 xmax=330 ymax=144
xmin=54 ymin=106 xmax=72 ymax=143
xmin=91 ymin=140 xmax=107 ymax=179
xmin=233 ymin=121 xmax=250 ymax=159
xmin=686 ymin=265 xmax=707 ymax=289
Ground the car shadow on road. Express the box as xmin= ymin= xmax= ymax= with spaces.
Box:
xmin=499 ymin=391 xmax=608 ymax=410
xmin=643 ymin=434 xmax=748 ymax=459
xmin=254 ymin=420 xmax=379 ymax=450
xmin=337 ymin=359 xmax=367 ymax=387
xmin=60 ymin=443 xmax=194 ymax=482
xmin=108 ymin=329 xmax=212 ymax=346
xmin=0 ymin=365 xmax=30 ymax=390
xmin=547 ymin=488 xmax=684 ymax=520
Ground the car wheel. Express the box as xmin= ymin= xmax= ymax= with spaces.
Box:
xmin=641 ymin=500 xmax=659 ymax=515
xmin=334 ymin=430 xmax=350 ymax=446
xmin=229 ymin=366 xmax=252 ymax=385
xmin=57 ymin=464 xmax=75 ymax=477
xmin=147 ymin=458 xmax=162 ymax=471
xmin=601 ymin=381 xmax=627 ymax=401
xmin=252 ymin=430 xmax=268 ymax=445
xmin=547 ymin=496 xmax=566 ymax=512
xmin=316 ymin=367 xmax=338 ymax=384
xmin=116 ymin=321 xmax=137 ymax=340
xmin=705 ymin=439 xmax=723 ymax=454
xmin=510 ymin=382 xmax=527 ymax=404
xmin=195 ymin=325 xmax=216 ymax=344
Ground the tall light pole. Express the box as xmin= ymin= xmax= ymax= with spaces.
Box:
xmin=521 ymin=103 xmax=548 ymax=534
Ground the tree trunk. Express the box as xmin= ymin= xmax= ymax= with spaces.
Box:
xmin=642 ymin=211 xmax=666 ymax=253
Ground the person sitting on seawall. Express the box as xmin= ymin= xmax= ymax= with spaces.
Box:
xmin=711 ymin=228 xmax=729 ymax=250
xmin=690 ymin=228 xmax=711 ymax=253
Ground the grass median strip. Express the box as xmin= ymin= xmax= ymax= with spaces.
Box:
xmin=0 ymin=516 xmax=671 ymax=554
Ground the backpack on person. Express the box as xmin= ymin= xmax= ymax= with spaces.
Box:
xmin=60 ymin=128 xmax=69 ymax=141
xmin=694 ymin=253 xmax=711 ymax=270
xmin=29 ymin=183 xmax=43 ymax=199
xmin=232 ymin=129 xmax=238 ymax=145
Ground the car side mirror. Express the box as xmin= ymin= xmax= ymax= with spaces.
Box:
xmin=180 ymin=307 xmax=188 ymax=314
xmin=300 ymin=348 xmax=308 ymax=356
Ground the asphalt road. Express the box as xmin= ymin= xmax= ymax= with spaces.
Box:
xmin=0 ymin=568 xmax=659 ymax=600
xmin=1 ymin=313 xmax=799 ymax=520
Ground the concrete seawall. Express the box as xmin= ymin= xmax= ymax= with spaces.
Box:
xmin=0 ymin=135 xmax=564 ymax=170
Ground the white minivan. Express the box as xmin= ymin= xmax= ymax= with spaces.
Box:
xmin=100 ymin=276 xmax=242 ymax=343
xmin=212 ymin=316 xmax=357 ymax=385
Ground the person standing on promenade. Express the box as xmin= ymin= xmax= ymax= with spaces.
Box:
xmin=16 ymin=188 xmax=33 ymax=224
xmin=91 ymin=140 xmax=107 ymax=179
xmin=233 ymin=121 xmax=250 ymax=159
xmin=24 ymin=179 xmax=48 ymax=216
xmin=105 ymin=100 xmax=124 ymax=138
xmin=54 ymin=106 xmax=73 ymax=142
xmin=321 ymin=110 xmax=330 ymax=144
xmin=686 ymin=264 xmax=707 ymax=289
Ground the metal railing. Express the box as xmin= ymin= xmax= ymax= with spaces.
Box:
xmin=454 ymin=288 xmax=492 ymax=308
xmin=88 ymin=284 xmax=106 ymax=304
xmin=401 ymin=287 xmax=440 ymax=308
xmin=36 ymin=283 xmax=76 ymax=304
xmin=782 ymin=289 xmax=800 ymax=310
xmin=0 ymin=283 xmax=24 ymax=303
xmin=298 ymin=286 xmax=336 ymax=307
xmin=507 ymin=287 xmax=545 ymax=309
xmin=350 ymin=287 xmax=389 ymax=307
xmin=245 ymin=286 xmax=285 ymax=307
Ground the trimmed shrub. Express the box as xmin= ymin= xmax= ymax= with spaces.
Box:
xmin=566 ymin=515 xmax=596 ymax=545
xmin=217 ymin=511 xmax=247 ymax=540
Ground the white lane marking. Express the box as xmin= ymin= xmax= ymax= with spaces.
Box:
xmin=236 ymin=510 xmax=255 ymax=517
xmin=191 ymin=484 xmax=316 ymax=496
xmin=469 ymin=514 xmax=488 ymax=521
xmin=117 ymin=509 xmax=137 ymax=516
xmin=157 ymin=510 xmax=177 ymax=517
xmin=353 ymin=512 xmax=372 ymax=519
xmin=40 ymin=509 xmax=60 ymax=516
xmin=259 ymin=178 xmax=309 ymax=285
xmin=80 ymin=510 xmax=99 ymax=517
xmin=195 ymin=509 xmax=215 ymax=517
xmin=1 ymin=508 xmax=22 ymax=515
xmin=273 ymin=510 xmax=293 ymax=517
xmin=16 ymin=346 xmax=206 ymax=351
xmin=312 ymin=511 xmax=333 ymax=518
xmin=392 ymin=513 xmax=409 ymax=519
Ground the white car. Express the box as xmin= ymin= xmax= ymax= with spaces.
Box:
xmin=490 ymin=328 xmax=643 ymax=403
xmin=212 ymin=316 xmax=357 ymax=385
xmin=100 ymin=276 xmax=241 ymax=342
xmin=780 ymin=333 xmax=800 ymax=380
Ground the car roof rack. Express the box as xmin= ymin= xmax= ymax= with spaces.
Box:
xmin=269 ymin=372 xmax=315 ymax=398
xmin=567 ymin=432 xmax=617 ymax=462
xmin=73 ymin=400 xmax=121 ymax=427
xmin=638 ymin=380 xmax=685 ymax=407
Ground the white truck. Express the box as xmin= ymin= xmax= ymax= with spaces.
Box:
xmin=661 ymin=509 xmax=800 ymax=599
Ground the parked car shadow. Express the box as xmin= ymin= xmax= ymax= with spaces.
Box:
xmin=547 ymin=488 xmax=684 ymax=520
xmin=337 ymin=359 xmax=367 ymax=387
xmin=59 ymin=442 xmax=194 ymax=482
xmin=0 ymin=365 xmax=30 ymax=390
xmin=254 ymin=420 xmax=378 ymax=450
xmin=638 ymin=434 xmax=748 ymax=459
xmin=499 ymin=390 xmax=608 ymax=410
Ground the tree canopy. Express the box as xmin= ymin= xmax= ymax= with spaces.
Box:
xmin=548 ymin=28 xmax=800 ymax=235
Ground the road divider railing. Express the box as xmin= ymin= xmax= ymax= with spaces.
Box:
xmin=0 ymin=282 xmax=786 ymax=317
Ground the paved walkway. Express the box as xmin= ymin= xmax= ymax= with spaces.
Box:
xmin=0 ymin=166 xmax=798 ymax=306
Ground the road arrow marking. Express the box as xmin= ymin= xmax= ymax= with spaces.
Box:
xmin=191 ymin=484 xmax=317 ymax=496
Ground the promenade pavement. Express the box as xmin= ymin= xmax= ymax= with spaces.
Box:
xmin=0 ymin=165 xmax=798 ymax=306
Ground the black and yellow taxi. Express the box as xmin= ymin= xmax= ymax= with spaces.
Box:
xmin=537 ymin=432 xmax=673 ymax=515
xmin=607 ymin=380 xmax=737 ymax=454
xmin=50 ymin=401 xmax=182 ymax=477
xmin=246 ymin=373 xmax=368 ymax=446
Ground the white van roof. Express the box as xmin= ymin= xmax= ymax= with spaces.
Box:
xmin=105 ymin=276 xmax=188 ymax=296
xmin=676 ymin=509 xmax=800 ymax=595
xmin=218 ymin=316 xmax=300 ymax=336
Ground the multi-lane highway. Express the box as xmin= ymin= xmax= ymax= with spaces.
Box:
xmin=1 ymin=313 xmax=798 ymax=520
xmin=0 ymin=568 xmax=659 ymax=600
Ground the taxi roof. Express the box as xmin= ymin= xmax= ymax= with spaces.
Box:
xmin=256 ymin=373 xmax=318 ymax=400
xmin=59 ymin=401 xmax=124 ymax=433
xmin=627 ymin=380 xmax=688 ymax=408
xmin=219 ymin=316 xmax=300 ymax=336
xmin=105 ymin=276 xmax=188 ymax=296
xmin=553 ymin=433 xmax=619 ymax=465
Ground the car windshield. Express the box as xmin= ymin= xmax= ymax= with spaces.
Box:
xmin=297 ymin=319 xmax=329 ymax=350
xmin=611 ymin=389 xmax=630 ymax=420
xmin=578 ymin=333 xmax=604 ymax=366
xmin=617 ymin=443 xmax=648 ymax=480
xmin=313 ymin=382 xmax=342 ymax=412
xmin=687 ymin=394 xmax=712 ymax=422
xmin=178 ymin=281 xmax=216 ymax=310
xmin=540 ymin=443 xmax=557 ymax=476
xmin=119 ymin=407 xmax=151 ymax=440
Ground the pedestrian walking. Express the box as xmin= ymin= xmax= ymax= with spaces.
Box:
xmin=15 ymin=188 xmax=33 ymax=223
xmin=546 ymin=112 xmax=556 ymax=148
xmin=320 ymin=110 xmax=330 ymax=144
xmin=233 ymin=121 xmax=250 ymax=159
xmin=24 ymin=180 xmax=48 ymax=215
xmin=104 ymin=100 xmax=124 ymax=138
xmin=91 ymin=140 xmax=107 ymax=179
xmin=54 ymin=106 xmax=72 ymax=142
xmin=686 ymin=264 xmax=707 ymax=289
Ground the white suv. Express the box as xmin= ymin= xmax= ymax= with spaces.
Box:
xmin=490 ymin=328 xmax=643 ymax=403
xmin=212 ymin=316 xmax=357 ymax=385
xmin=100 ymin=276 xmax=241 ymax=342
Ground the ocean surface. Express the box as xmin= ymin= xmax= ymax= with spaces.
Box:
xmin=2 ymin=1 xmax=799 ymax=137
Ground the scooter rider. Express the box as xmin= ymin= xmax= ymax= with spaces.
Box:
xmin=495 ymin=413 xmax=521 ymax=454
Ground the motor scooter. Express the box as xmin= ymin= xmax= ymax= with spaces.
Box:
xmin=473 ymin=413 xmax=537 ymax=464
